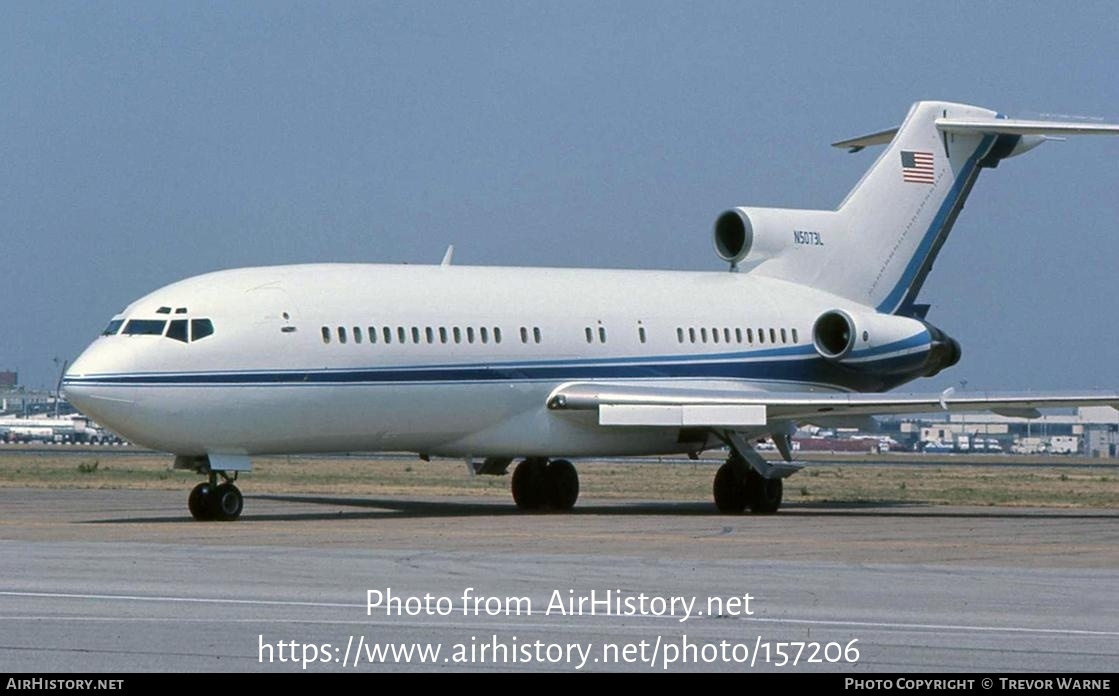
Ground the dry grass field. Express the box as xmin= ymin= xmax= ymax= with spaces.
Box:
xmin=1 ymin=446 xmax=1117 ymax=508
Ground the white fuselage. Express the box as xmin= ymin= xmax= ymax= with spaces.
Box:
xmin=63 ymin=263 xmax=908 ymax=458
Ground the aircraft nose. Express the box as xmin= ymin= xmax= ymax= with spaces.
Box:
xmin=62 ymin=340 xmax=136 ymax=421
xmin=63 ymin=337 xmax=117 ymax=385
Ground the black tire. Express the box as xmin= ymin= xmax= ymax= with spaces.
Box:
xmin=511 ymin=459 xmax=547 ymax=510
xmin=545 ymin=459 xmax=579 ymax=511
xmin=746 ymin=470 xmax=782 ymax=514
xmin=713 ymin=460 xmax=748 ymax=513
xmin=188 ymin=482 xmax=214 ymax=521
xmin=211 ymin=483 xmax=243 ymax=521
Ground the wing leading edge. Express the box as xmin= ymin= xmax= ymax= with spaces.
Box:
xmin=547 ymin=382 xmax=1119 ymax=428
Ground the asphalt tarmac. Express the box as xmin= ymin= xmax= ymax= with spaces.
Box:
xmin=1 ymin=488 xmax=1117 ymax=672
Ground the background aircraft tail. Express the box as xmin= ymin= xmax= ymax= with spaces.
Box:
xmin=713 ymin=100 xmax=1118 ymax=315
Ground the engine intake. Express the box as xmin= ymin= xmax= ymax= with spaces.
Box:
xmin=813 ymin=310 xmax=855 ymax=359
xmin=713 ymin=209 xmax=753 ymax=265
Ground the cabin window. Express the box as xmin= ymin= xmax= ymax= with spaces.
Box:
xmin=191 ymin=319 xmax=214 ymax=341
xmin=397 ymin=327 xmax=406 ymax=343
xmin=638 ymin=325 xmax=646 ymax=343
xmin=353 ymin=326 xmax=362 ymax=344
xmin=712 ymin=328 xmax=720 ymax=344
xmin=467 ymin=327 xmax=475 ymax=344
xmin=123 ymin=319 xmax=167 ymax=336
xmin=453 ymin=327 xmax=462 ymax=344
xmin=735 ymin=328 xmax=742 ymax=343
xmin=337 ymin=327 xmax=347 ymax=344
xmin=700 ymin=328 xmax=707 ymax=343
xmin=585 ymin=327 xmax=593 ymax=343
xmin=166 ymin=320 xmax=188 ymax=343
xmin=724 ymin=328 xmax=732 ymax=343
xmin=425 ymin=327 xmax=434 ymax=344
xmin=102 ymin=319 xmax=124 ymax=336
xmin=770 ymin=328 xmax=777 ymax=344
xmin=688 ymin=328 xmax=696 ymax=343
xmin=792 ymin=328 xmax=799 ymax=343
xmin=480 ymin=327 xmax=489 ymax=344
xmin=384 ymin=327 xmax=393 ymax=344
xmin=780 ymin=328 xmax=787 ymax=344
xmin=758 ymin=329 xmax=765 ymax=344
xmin=520 ymin=327 xmax=528 ymax=343
xmin=368 ymin=327 xmax=377 ymax=344
xmin=321 ymin=327 xmax=331 ymax=343
xmin=676 ymin=328 xmax=684 ymax=343
xmin=598 ymin=327 xmax=607 ymax=343
xmin=439 ymin=327 xmax=448 ymax=344
xmin=493 ymin=327 xmax=502 ymax=344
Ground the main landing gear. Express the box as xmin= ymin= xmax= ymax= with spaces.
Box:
xmin=711 ymin=432 xmax=799 ymax=514
xmin=510 ymin=457 xmax=579 ymax=511
xmin=187 ymin=472 xmax=244 ymax=521
xmin=713 ymin=454 xmax=782 ymax=514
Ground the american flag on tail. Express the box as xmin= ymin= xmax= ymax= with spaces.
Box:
xmin=900 ymin=150 xmax=934 ymax=183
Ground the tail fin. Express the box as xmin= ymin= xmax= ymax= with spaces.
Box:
xmin=730 ymin=101 xmax=1118 ymax=314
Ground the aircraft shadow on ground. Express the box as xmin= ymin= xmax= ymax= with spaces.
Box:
xmin=81 ymin=494 xmax=1119 ymax=524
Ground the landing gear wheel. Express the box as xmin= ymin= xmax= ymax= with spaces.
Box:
xmin=511 ymin=458 xmax=548 ymax=510
xmin=713 ymin=460 xmax=748 ymax=513
xmin=188 ymin=482 xmax=215 ymax=521
xmin=545 ymin=459 xmax=579 ymax=511
xmin=746 ymin=470 xmax=782 ymax=514
xmin=211 ymin=483 xmax=244 ymax=521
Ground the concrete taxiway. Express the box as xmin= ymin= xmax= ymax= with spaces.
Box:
xmin=1 ymin=488 xmax=1117 ymax=672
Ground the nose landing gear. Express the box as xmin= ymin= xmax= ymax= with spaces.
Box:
xmin=187 ymin=472 xmax=243 ymax=521
xmin=176 ymin=454 xmax=251 ymax=522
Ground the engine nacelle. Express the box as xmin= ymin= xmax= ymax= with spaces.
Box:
xmin=812 ymin=309 xmax=961 ymax=377
xmin=712 ymin=207 xmax=796 ymax=266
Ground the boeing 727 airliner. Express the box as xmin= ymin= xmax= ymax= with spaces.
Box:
xmin=62 ymin=101 xmax=1119 ymax=521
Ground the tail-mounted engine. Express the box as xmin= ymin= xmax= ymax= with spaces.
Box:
xmin=812 ymin=309 xmax=961 ymax=377
xmin=713 ymin=207 xmax=803 ymax=268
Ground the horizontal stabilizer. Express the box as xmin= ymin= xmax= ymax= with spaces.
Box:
xmin=830 ymin=126 xmax=899 ymax=152
xmin=936 ymin=117 xmax=1119 ymax=137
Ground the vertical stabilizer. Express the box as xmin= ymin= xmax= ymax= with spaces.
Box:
xmin=730 ymin=101 xmax=1002 ymax=313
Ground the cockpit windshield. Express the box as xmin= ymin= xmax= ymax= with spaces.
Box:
xmin=123 ymin=319 xmax=168 ymax=335
xmin=166 ymin=319 xmax=188 ymax=343
xmin=105 ymin=315 xmax=215 ymax=342
xmin=102 ymin=319 xmax=124 ymax=336
xmin=192 ymin=319 xmax=214 ymax=341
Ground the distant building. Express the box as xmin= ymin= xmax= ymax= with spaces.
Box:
xmin=0 ymin=371 xmax=15 ymax=388
xmin=886 ymin=406 xmax=1119 ymax=458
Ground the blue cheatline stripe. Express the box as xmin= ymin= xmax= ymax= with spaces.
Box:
xmin=846 ymin=330 xmax=931 ymax=360
xmin=877 ymin=134 xmax=997 ymax=314
xmin=75 ymin=343 xmax=819 ymax=378
xmin=63 ymin=335 xmax=930 ymax=388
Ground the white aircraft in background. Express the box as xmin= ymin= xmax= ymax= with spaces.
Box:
xmin=63 ymin=101 xmax=1119 ymax=521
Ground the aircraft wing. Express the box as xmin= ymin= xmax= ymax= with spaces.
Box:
xmin=547 ymin=382 xmax=1119 ymax=428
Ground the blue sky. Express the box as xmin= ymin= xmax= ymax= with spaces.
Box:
xmin=2 ymin=2 xmax=1117 ymax=391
